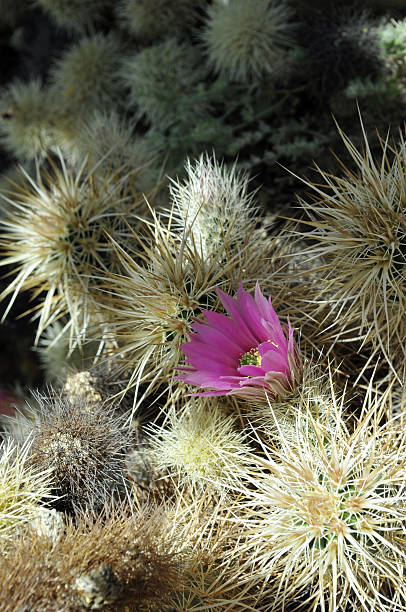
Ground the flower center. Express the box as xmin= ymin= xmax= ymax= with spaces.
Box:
xmin=239 ymin=347 xmax=262 ymax=368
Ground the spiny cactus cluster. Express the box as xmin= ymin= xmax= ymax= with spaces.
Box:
xmin=1 ymin=0 xmax=406 ymax=194
xmin=0 ymin=133 xmax=404 ymax=608
xmin=0 ymin=1 xmax=406 ymax=610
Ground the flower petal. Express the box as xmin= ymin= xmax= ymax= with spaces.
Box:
xmin=235 ymin=284 xmax=270 ymax=342
xmin=191 ymin=321 xmax=245 ymax=356
xmin=178 ymin=370 xmax=234 ymax=389
xmin=260 ymin=347 xmax=290 ymax=375
xmin=201 ymin=310 xmax=253 ymax=350
xmin=181 ymin=339 xmax=237 ymax=370
xmin=238 ymin=364 xmax=266 ymax=377
xmin=216 ymin=287 xmax=258 ymax=345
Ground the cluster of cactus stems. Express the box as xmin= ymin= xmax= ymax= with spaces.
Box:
xmin=2 ymin=0 xmax=406 ymax=184
xmin=0 ymin=131 xmax=405 ymax=610
xmin=0 ymin=1 xmax=406 ymax=611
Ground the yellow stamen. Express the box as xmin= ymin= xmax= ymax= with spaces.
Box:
xmin=240 ymin=347 xmax=262 ymax=367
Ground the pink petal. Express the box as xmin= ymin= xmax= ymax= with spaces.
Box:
xmin=181 ymin=340 xmax=237 ymax=369
xmin=216 ymin=288 xmax=258 ymax=345
xmin=202 ymin=310 xmax=253 ymax=349
xmin=191 ymin=321 xmax=245 ymax=356
xmin=254 ymin=282 xmax=273 ymax=320
xmin=238 ymin=364 xmax=266 ymax=377
xmin=287 ymin=319 xmax=295 ymax=354
xmin=260 ymin=349 xmax=289 ymax=375
xmin=187 ymin=390 xmax=233 ymax=397
xmin=179 ymin=370 xmax=234 ymax=389
xmin=238 ymin=376 xmax=270 ymax=388
xmin=262 ymin=319 xmax=288 ymax=351
xmin=235 ymin=284 xmax=270 ymax=342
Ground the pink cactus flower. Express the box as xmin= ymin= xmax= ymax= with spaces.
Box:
xmin=178 ymin=283 xmax=301 ymax=400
